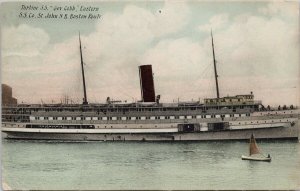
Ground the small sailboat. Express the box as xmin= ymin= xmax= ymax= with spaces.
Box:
xmin=241 ymin=134 xmax=271 ymax=162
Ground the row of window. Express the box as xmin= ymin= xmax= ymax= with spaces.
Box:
xmin=236 ymin=119 xmax=290 ymax=125
xmin=14 ymin=105 xmax=255 ymax=113
xmin=30 ymin=113 xmax=251 ymax=121
xmin=206 ymin=98 xmax=249 ymax=103
xmin=26 ymin=124 xmax=95 ymax=129
xmin=259 ymin=111 xmax=293 ymax=115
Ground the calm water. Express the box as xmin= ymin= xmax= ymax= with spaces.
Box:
xmin=2 ymin=139 xmax=300 ymax=190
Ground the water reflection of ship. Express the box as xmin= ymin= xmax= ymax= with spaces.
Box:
xmin=1 ymin=32 xmax=299 ymax=141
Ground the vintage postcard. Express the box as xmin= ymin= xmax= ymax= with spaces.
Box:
xmin=1 ymin=0 xmax=299 ymax=190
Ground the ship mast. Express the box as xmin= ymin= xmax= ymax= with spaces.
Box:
xmin=79 ymin=32 xmax=88 ymax=105
xmin=211 ymin=30 xmax=220 ymax=99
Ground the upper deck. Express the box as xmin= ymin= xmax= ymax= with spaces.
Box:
xmin=1 ymin=96 xmax=261 ymax=123
xmin=2 ymin=99 xmax=261 ymax=113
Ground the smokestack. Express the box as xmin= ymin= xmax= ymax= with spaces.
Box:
xmin=139 ymin=65 xmax=155 ymax=102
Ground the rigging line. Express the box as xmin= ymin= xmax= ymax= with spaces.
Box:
xmin=111 ymin=74 xmax=137 ymax=101
xmin=196 ymin=62 xmax=215 ymax=98
xmin=72 ymin=68 xmax=82 ymax=101
xmin=115 ymin=83 xmax=136 ymax=101
xmin=199 ymin=63 xmax=213 ymax=79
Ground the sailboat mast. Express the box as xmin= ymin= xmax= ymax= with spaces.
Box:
xmin=79 ymin=32 xmax=88 ymax=105
xmin=211 ymin=30 xmax=220 ymax=99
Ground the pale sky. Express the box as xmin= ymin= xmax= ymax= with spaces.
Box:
xmin=1 ymin=1 xmax=299 ymax=106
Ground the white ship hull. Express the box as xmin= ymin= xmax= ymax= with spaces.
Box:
xmin=2 ymin=119 xmax=299 ymax=141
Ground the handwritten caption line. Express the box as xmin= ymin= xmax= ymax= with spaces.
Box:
xmin=19 ymin=4 xmax=102 ymax=20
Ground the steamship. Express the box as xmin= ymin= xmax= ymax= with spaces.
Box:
xmin=1 ymin=33 xmax=299 ymax=141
